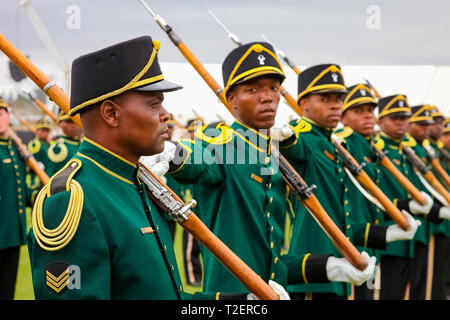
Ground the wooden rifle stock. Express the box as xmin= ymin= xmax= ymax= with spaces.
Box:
xmin=274 ymin=149 xmax=368 ymax=270
xmin=402 ymin=145 xmax=450 ymax=205
xmin=7 ymin=128 xmax=49 ymax=185
xmin=142 ymin=3 xmax=367 ymax=270
xmin=139 ymin=162 xmax=279 ymax=300
xmin=430 ymin=158 xmax=450 ymax=189
xmin=370 ymin=141 xmax=426 ymax=205
xmin=11 ymin=111 xmax=37 ymax=135
xmin=0 ymin=32 xmax=82 ymax=128
xmin=34 ymin=98 xmax=58 ymax=124
xmin=333 ymin=140 xmax=410 ymax=231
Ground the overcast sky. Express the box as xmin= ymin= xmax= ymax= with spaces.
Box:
xmin=1 ymin=0 xmax=450 ymax=69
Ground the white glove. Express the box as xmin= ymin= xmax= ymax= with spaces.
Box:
xmin=247 ymin=280 xmax=290 ymax=300
xmin=139 ymin=141 xmax=176 ymax=179
xmin=326 ymin=251 xmax=376 ymax=286
xmin=439 ymin=206 xmax=450 ymax=220
xmin=409 ymin=192 xmax=433 ymax=215
xmin=271 ymin=125 xmax=295 ymax=142
xmin=386 ymin=210 xmax=421 ymax=242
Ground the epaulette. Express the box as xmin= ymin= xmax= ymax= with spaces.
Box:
xmin=373 ymin=135 xmax=385 ymax=150
xmin=47 ymin=138 xmax=69 ymax=163
xmin=194 ymin=122 xmax=233 ymax=145
xmin=402 ymin=133 xmax=417 ymax=147
xmin=28 ymin=138 xmax=41 ymax=154
xmin=291 ymin=118 xmax=312 ymax=134
xmin=334 ymin=127 xmax=353 ymax=142
xmin=32 ymin=158 xmax=84 ymax=251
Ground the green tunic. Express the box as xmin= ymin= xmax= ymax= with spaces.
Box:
xmin=0 ymin=137 xmax=37 ymax=250
xmin=45 ymin=135 xmax=81 ymax=177
xmin=427 ymin=139 xmax=450 ymax=237
xmin=280 ymin=118 xmax=354 ymax=297
xmin=373 ymin=132 xmax=424 ymax=258
xmin=169 ymin=121 xmax=324 ymax=294
xmin=27 ymin=137 xmax=186 ymax=299
xmin=335 ymin=128 xmax=387 ymax=260
xmin=28 ymin=137 xmax=50 ymax=169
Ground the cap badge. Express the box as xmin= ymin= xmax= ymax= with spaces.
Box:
xmin=399 ymin=101 xmax=404 ymax=107
xmin=360 ymin=89 xmax=366 ymax=96
xmin=257 ymin=54 xmax=266 ymax=65
xmin=331 ymin=73 xmax=338 ymax=82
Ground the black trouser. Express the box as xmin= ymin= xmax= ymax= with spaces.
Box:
xmin=409 ymin=242 xmax=428 ymax=300
xmin=289 ymin=292 xmax=347 ymax=300
xmin=380 ymin=255 xmax=410 ymax=300
xmin=182 ymin=230 xmax=202 ymax=286
xmin=0 ymin=246 xmax=20 ymax=300
xmin=431 ymin=234 xmax=450 ymax=300
xmin=354 ymin=282 xmax=374 ymax=300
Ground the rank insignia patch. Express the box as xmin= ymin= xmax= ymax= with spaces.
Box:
xmin=45 ymin=262 xmax=70 ymax=295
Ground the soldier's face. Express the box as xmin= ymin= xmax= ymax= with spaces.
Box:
xmin=117 ymin=91 xmax=170 ymax=156
xmin=60 ymin=120 xmax=82 ymax=138
xmin=441 ymin=133 xmax=450 ymax=149
xmin=0 ymin=108 xmax=10 ymax=136
xmin=341 ymin=104 xmax=376 ymax=137
xmin=300 ymin=93 xmax=344 ymax=129
xmin=36 ymin=128 xmax=50 ymax=141
xmin=228 ymin=76 xmax=281 ymax=131
xmin=408 ymin=122 xmax=431 ymax=142
xmin=377 ymin=114 xmax=409 ymax=140
xmin=429 ymin=118 xmax=443 ymax=140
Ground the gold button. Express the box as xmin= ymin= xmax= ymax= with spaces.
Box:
xmin=17 ymin=180 xmax=21 ymax=184
xmin=16 ymin=172 xmax=20 ymax=176
xmin=346 ymin=212 xmax=350 ymax=216
xmin=270 ymin=242 xmax=274 ymax=248
xmin=14 ymin=164 xmax=18 ymax=169
xmin=271 ymin=273 xmax=275 ymax=279
xmin=71 ymin=162 xmax=77 ymax=168
xmin=17 ymin=188 xmax=21 ymax=192
xmin=375 ymin=219 xmax=379 ymax=224
xmin=344 ymin=200 xmax=348 ymax=205
xmin=10 ymin=152 xmax=14 ymax=156
xmin=267 ymin=212 xmax=270 ymax=218
xmin=18 ymin=194 xmax=22 ymax=199
xmin=270 ymin=197 xmax=273 ymax=203
xmin=19 ymin=209 xmax=23 ymax=214
xmin=265 ymin=157 xmax=270 ymax=164
xmin=346 ymin=225 xmax=351 ymax=229
xmin=268 ymin=183 xmax=272 ymax=189
xmin=274 ymin=257 xmax=278 ymax=264
xmin=270 ymin=226 xmax=274 ymax=232
xmin=344 ymin=188 xmax=348 ymax=192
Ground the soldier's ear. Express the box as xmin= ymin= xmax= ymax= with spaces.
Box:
xmin=99 ymin=99 xmax=120 ymax=128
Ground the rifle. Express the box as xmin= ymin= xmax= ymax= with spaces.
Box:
xmin=0 ymin=32 xmax=81 ymax=128
xmin=365 ymin=80 xmax=450 ymax=204
xmin=6 ymin=127 xmax=49 ymax=185
xmin=423 ymin=143 xmax=450 ymax=188
xmin=23 ymin=90 xmax=58 ymax=124
xmin=0 ymin=28 xmax=280 ymax=300
xmin=255 ymin=35 xmax=424 ymax=226
xmin=140 ymin=0 xmax=368 ymax=271
xmin=402 ymin=145 xmax=450 ymax=205
xmin=204 ymin=6 xmax=301 ymax=115
xmin=10 ymin=110 xmax=37 ymax=135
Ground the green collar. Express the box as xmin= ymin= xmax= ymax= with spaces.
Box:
xmin=62 ymin=135 xmax=81 ymax=144
xmin=231 ymin=120 xmax=271 ymax=154
xmin=302 ymin=116 xmax=334 ymax=140
xmin=379 ymin=131 xmax=402 ymax=146
xmin=76 ymin=137 xmax=137 ymax=185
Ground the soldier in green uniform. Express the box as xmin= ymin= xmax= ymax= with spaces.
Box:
xmin=337 ymin=83 xmax=425 ymax=300
xmin=277 ymin=69 xmax=417 ymax=300
xmin=0 ymin=98 xmax=39 ymax=299
xmin=27 ymin=118 xmax=52 ymax=168
xmin=45 ymin=110 xmax=82 ymax=177
xmin=374 ymin=95 xmax=450 ymax=299
xmin=145 ymin=44 xmax=376 ymax=297
xmin=423 ymin=106 xmax=450 ymax=299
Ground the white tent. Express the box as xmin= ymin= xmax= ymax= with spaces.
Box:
xmin=1 ymin=56 xmax=449 ymax=127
